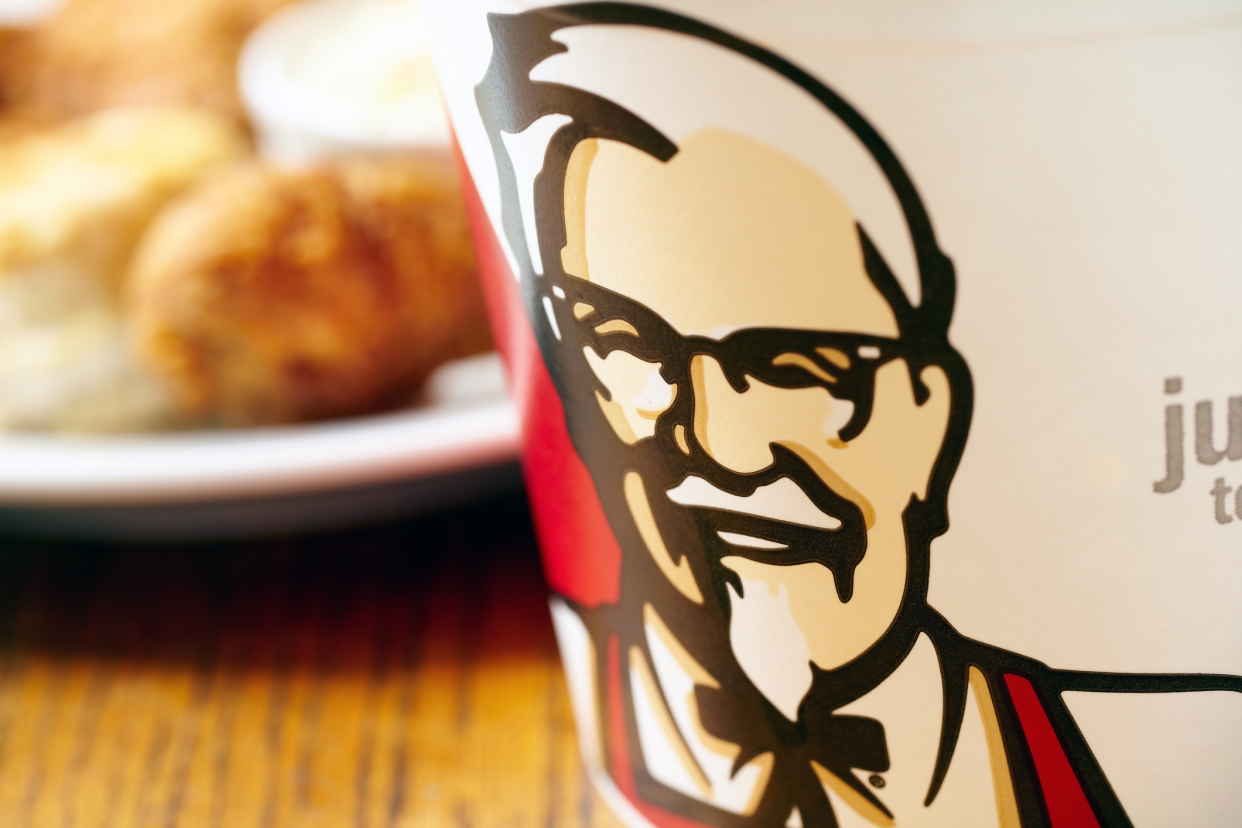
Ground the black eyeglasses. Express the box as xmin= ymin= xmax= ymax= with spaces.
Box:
xmin=553 ymin=277 xmax=908 ymax=442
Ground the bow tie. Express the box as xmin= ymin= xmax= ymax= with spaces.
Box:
xmin=694 ymin=683 xmax=891 ymax=784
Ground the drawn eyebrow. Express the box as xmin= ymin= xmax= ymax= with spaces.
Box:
xmin=595 ymin=319 xmax=640 ymax=336
xmin=816 ymin=347 xmax=851 ymax=369
xmin=772 ymin=352 xmax=836 ymax=384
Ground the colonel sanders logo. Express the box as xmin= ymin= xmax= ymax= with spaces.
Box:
xmin=461 ymin=4 xmax=1242 ymax=826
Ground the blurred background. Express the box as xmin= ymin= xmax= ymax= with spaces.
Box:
xmin=0 ymin=1 xmax=599 ymax=825
xmin=0 ymin=0 xmax=524 ymax=540
xmin=0 ymin=0 xmax=496 ymax=435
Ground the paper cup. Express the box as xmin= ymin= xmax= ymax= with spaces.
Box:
xmin=425 ymin=3 xmax=1242 ymax=825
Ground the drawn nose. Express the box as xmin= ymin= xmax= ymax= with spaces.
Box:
xmin=688 ymin=350 xmax=863 ymax=483
xmin=689 ymin=354 xmax=778 ymax=474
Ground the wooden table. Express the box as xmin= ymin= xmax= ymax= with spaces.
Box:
xmin=0 ymin=492 xmax=625 ymax=828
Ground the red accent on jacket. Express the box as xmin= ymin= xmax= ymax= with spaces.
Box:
xmin=1003 ymin=674 xmax=1100 ymax=827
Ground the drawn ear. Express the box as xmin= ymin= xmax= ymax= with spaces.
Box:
xmin=909 ymin=365 xmax=953 ymax=501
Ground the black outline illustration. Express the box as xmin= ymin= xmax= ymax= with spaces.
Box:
xmin=469 ymin=4 xmax=1242 ymax=826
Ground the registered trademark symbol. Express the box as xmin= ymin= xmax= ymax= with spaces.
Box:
xmin=869 ymin=774 xmax=886 ymax=789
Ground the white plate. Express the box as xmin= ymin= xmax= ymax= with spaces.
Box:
xmin=0 ymin=353 xmax=522 ymax=541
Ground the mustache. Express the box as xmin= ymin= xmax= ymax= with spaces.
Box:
xmin=670 ymin=444 xmax=868 ymax=603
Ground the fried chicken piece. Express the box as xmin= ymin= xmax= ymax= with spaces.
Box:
xmin=6 ymin=0 xmax=295 ymax=125
xmin=0 ymin=28 xmax=28 ymax=107
xmin=0 ymin=28 xmax=46 ymax=142
xmin=0 ymin=107 xmax=249 ymax=431
xmin=128 ymin=156 xmax=491 ymax=426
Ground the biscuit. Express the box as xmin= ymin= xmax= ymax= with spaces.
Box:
xmin=0 ymin=107 xmax=248 ymax=431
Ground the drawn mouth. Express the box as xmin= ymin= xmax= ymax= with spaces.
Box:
xmin=667 ymin=474 xmax=844 ymax=530
xmin=715 ymin=530 xmax=788 ymax=550
xmin=661 ymin=445 xmax=870 ymax=601
xmin=680 ymin=503 xmax=867 ymax=603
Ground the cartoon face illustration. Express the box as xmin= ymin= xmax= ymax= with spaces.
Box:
xmin=461 ymin=5 xmax=1242 ymax=827
xmin=558 ymin=127 xmax=959 ymax=675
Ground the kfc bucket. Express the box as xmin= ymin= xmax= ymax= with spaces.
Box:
xmin=423 ymin=3 xmax=1242 ymax=825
